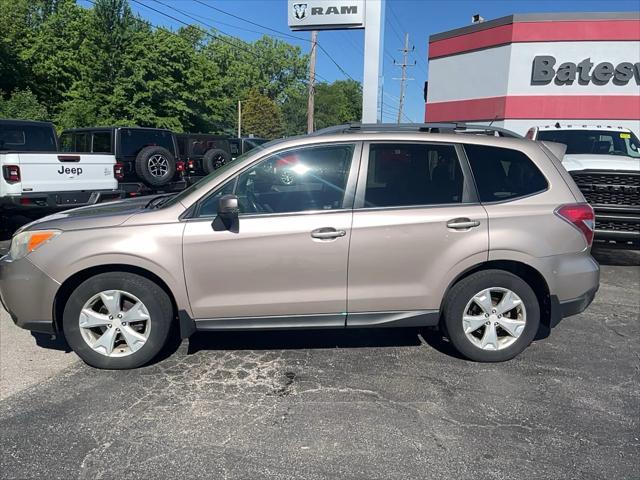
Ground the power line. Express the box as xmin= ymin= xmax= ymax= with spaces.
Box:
xmin=193 ymin=0 xmax=306 ymax=42
xmin=137 ymin=0 xmax=335 ymax=84
xmin=192 ymin=0 xmax=359 ymax=83
xmin=383 ymin=91 xmax=415 ymax=123
xmin=387 ymin=1 xmax=428 ymax=76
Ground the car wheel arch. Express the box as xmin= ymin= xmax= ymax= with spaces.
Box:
xmin=439 ymin=259 xmax=552 ymax=330
xmin=52 ymin=264 xmax=179 ymax=336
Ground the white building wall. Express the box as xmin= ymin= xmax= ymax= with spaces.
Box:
xmin=426 ymin=45 xmax=512 ymax=103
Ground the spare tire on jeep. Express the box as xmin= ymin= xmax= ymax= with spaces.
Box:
xmin=135 ymin=146 xmax=176 ymax=187
xmin=203 ymin=148 xmax=231 ymax=174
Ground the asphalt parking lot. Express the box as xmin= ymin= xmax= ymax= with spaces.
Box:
xmin=0 ymin=246 xmax=638 ymax=480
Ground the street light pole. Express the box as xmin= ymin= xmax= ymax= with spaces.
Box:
xmin=237 ymin=100 xmax=242 ymax=138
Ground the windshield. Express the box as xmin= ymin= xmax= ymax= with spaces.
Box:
xmin=537 ymin=130 xmax=640 ymax=158
xmin=0 ymin=123 xmax=57 ymax=151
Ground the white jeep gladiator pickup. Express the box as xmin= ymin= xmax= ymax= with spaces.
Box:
xmin=527 ymin=124 xmax=640 ymax=247
xmin=1 ymin=119 xmax=123 ymax=234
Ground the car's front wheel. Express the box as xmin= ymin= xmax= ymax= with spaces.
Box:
xmin=62 ymin=272 xmax=174 ymax=369
xmin=443 ymin=270 xmax=540 ymax=362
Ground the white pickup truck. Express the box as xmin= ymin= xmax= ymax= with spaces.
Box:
xmin=527 ymin=124 xmax=640 ymax=247
xmin=1 ymin=119 xmax=123 ymax=234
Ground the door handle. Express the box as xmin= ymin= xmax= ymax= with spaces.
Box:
xmin=447 ymin=218 xmax=481 ymax=230
xmin=311 ymin=228 xmax=347 ymax=240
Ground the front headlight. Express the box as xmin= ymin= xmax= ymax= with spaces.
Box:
xmin=9 ymin=230 xmax=61 ymax=261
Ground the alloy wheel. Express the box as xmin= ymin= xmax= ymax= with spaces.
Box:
xmin=462 ymin=287 xmax=527 ymax=351
xmin=79 ymin=290 xmax=151 ymax=357
xmin=148 ymin=154 xmax=169 ymax=177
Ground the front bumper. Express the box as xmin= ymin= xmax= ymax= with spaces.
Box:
xmin=0 ymin=255 xmax=59 ymax=334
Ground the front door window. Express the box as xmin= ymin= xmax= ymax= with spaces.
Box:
xmin=198 ymin=143 xmax=355 ymax=217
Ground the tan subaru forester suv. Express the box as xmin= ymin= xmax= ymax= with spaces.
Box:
xmin=0 ymin=124 xmax=599 ymax=369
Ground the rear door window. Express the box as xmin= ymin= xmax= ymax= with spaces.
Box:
xmin=363 ymin=143 xmax=467 ymax=208
xmin=464 ymin=144 xmax=548 ymax=202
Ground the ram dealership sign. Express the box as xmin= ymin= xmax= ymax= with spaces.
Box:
xmin=288 ymin=0 xmax=365 ymax=30
xmin=532 ymin=55 xmax=640 ymax=86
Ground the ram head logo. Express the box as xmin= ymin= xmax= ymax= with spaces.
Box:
xmin=293 ymin=3 xmax=307 ymax=19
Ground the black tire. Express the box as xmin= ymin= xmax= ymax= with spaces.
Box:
xmin=202 ymin=148 xmax=231 ymax=174
xmin=134 ymin=146 xmax=176 ymax=187
xmin=62 ymin=272 xmax=174 ymax=369
xmin=443 ymin=270 xmax=540 ymax=362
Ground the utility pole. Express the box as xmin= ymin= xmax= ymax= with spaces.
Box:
xmin=393 ymin=33 xmax=415 ymax=124
xmin=307 ymin=30 xmax=318 ymax=134
xmin=237 ymin=100 xmax=242 ymax=138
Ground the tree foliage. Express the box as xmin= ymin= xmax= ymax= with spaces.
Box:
xmin=242 ymin=89 xmax=284 ymax=139
xmin=0 ymin=89 xmax=49 ymax=120
xmin=0 ymin=0 xmax=362 ymax=138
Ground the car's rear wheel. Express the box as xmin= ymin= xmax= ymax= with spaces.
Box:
xmin=443 ymin=270 xmax=540 ymax=362
xmin=62 ymin=272 xmax=174 ymax=369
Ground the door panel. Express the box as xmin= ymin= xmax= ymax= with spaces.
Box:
xmin=182 ymin=141 xmax=361 ymax=320
xmin=347 ymin=141 xmax=488 ymax=314
xmin=347 ymin=205 xmax=488 ymax=312
xmin=183 ymin=211 xmax=352 ymax=319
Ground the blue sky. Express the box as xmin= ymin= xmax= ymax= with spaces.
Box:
xmin=85 ymin=0 xmax=640 ymax=123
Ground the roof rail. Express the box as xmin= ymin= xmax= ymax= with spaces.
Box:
xmin=311 ymin=122 xmax=522 ymax=138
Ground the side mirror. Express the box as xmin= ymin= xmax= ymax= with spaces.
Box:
xmin=218 ymin=194 xmax=239 ymax=215
xmin=212 ymin=194 xmax=239 ymax=233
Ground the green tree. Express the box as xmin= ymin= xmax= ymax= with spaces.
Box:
xmin=57 ymin=0 xmax=141 ymax=128
xmin=110 ymin=26 xmax=212 ymax=131
xmin=281 ymin=84 xmax=307 ymax=136
xmin=0 ymin=0 xmax=349 ymax=137
xmin=0 ymin=89 xmax=49 ymax=120
xmin=22 ymin=0 xmax=90 ymax=115
xmin=203 ymin=35 xmax=308 ymax=133
xmin=242 ymin=89 xmax=284 ymax=139
xmin=281 ymin=80 xmax=363 ymax=136
xmin=314 ymin=80 xmax=362 ymax=130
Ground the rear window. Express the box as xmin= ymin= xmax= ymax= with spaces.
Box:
xmin=0 ymin=124 xmax=57 ymax=152
xmin=464 ymin=144 xmax=548 ymax=202
xmin=119 ymin=129 xmax=175 ymax=157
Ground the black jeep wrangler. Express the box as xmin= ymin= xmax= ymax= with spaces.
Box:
xmin=59 ymin=127 xmax=183 ymax=189
xmin=176 ymin=133 xmax=231 ymax=176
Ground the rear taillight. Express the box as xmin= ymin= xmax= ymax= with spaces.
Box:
xmin=187 ymin=159 xmax=195 ymax=171
xmin=113 ymin=163 xmax=124 ymax=181
xmin=176 ymin=161 xmax=185 ymax=173
xmin=555 ymin=203 xmax=595 ymax=246
xmin=2 ymin=165 xmax=20 ymax=183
